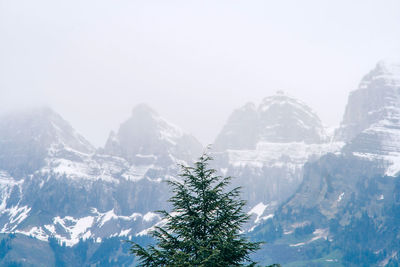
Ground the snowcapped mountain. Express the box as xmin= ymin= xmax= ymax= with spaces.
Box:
xmin=213 ymin=92 xmax=342 ymax=228
xmin=0 ymin=105 xmax=203 ymax=248
xmin=336 ymin=60 xmax=400 ymax=176
xmin=0 ymin=96 xmax=338 ymax=248
xmin=250 ymin=60 xmax=400 ymax=266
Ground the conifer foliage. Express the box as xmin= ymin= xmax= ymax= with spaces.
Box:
xmin=130 ymin=152 xmax=262 ymax=266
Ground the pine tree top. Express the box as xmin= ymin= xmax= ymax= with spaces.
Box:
xmin=129 ymin=152 xmax=262 ymax=266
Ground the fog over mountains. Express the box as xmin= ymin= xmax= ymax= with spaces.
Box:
xmin=1 ymin=60 xmax=400 ymax=266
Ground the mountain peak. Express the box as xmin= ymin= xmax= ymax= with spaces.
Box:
xmin=276 ymin=90 xmax=286 ymax=95
xmin=0 ymin=107 xmax=94 ymax=176
xmin=359 ymin=60 xmax=400 ymax=89
xmin=214 ymin=94 xmax=325 ymax=151
xmin=104 ymin=104 xmax=202 ymax=165
xmin=131 ymin=103 xmax=158 ymax=117
xmin=258 ymin=94 xmax=324 ymax=144
xmin=259 ymin=93 xmax=316 ymax=115
xmin=376 ymin=59 xmax=400 ymax=72
xmin=214 ymin=102 xmax=259 ymax=151
xmin=336 ymin=60 xmax=400 ymax=143
xmin=335 ymin=60 xmax=400 ymax=174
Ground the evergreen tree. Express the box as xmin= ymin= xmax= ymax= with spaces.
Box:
xmin=129 ymin=152 xmax=262 ymax=266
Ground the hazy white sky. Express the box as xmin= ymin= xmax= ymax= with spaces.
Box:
xmin=1 ymin=0 xmax=399 ymax=147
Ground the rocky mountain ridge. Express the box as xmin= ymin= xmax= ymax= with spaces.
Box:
xmin=0 ymin=105 xmax=202 ymax=247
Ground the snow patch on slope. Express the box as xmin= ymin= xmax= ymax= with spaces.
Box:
xmin=27 ymin=208 xmax=163 ymax=246
xmin=289 ymin=228 xmax=329 ymax=247
xmin=227 ymin=141 xmax=343 ymax=168
xmin=248 ymin=202 xmax=268 ymax=224
xmin=50 ymin=215 xmax=94 ymax=246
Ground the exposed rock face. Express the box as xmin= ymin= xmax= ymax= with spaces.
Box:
xmin=104 ymin=104 xmax=203 ymax=165
xmin=336 ymin=60 xmax=400 ymax=144
xmin=277 ymin=154 xmax=384 ymax=224
xmin=250 ymin=152 xmax=396 ymax=266
xmin=258 ymin=93 xmax=325 ymax=144
xmin=214 ymin=102 xmax=259 ymax=151
xmin=214 ymin=92 xmax=326 ymax=152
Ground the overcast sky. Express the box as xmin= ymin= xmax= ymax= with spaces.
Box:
xmin=1 ymin=0 xmax=399 ymax=147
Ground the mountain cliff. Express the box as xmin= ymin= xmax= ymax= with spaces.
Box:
xmin=214 ymin=102 xmax=259 ymax=150
xmin=336 ymin=60 xmax=400 ymax=143
xmin=336 ymin=60 xmax=400 ymax=176
xmin=213 ymin=93 xmax=340 ymax=229
xmin=214 ymin=92 xmax=326 ymax=151
xmin=258 ymin=92 xmax=325 ymax=144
